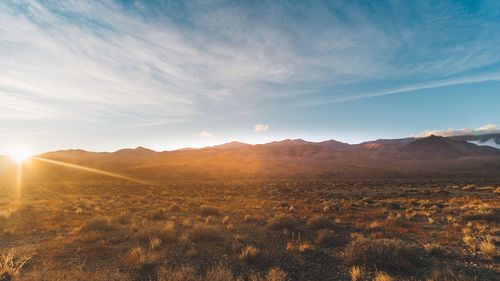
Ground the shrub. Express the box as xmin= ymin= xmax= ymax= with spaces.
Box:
xmin=124 ymin=247 xmax=159 ymax=272
xmin=188 ymin=225 xmax=221 ymax=242
xmin=266 ymin=215 xmax=298 ymax=230
xmin=204 ymin=264 xmax=234 ymax=281
xmin=344 ymin=235 xmax=426 ymax=272
xmin=158 ymin=265 xmax=199 ymax=281
xmin=306 ymin=215 xmax=333 ymax=229
xmin=460 ymin=208 xmax=498 ymax=222
xmin=249 ymin=267 xmax=289 ymax=281
xmin=314 ymin=229 xmax=339 ymax=246
xmin=286 ymin=236 xmax=314 ymax=253
xmin=199 ymin=205 xmax=221 ymax=216
xmin=133 ymin=221 xmax=177 ymax=243
xmin=478 ymin=236 xmax=496 ymax=260
xmin=264 ymin=267 xmax=289 ymax=281
xmin=349 ymin=266 xmax=362 ymax=281
xmin=299 ymin=241 xmax=315 ymax=252
xmin=150 ymin=237 xmax=162 ymax=251
xmin=427 ymin=268 xmax=467 ymax=281
xmin=239 ymin=245 xmax=260 ymax=263
xmin=374 ymin=271 xmax=393 ymax=281
xmin=0 ymin=250 xmax=32 ymax=281
xmin=146 ymin=208 xmax=169 ymax=220
xmin=423 ymin=243 xmax=446 ymax=257
xmin=168 ymin=204 xmax=182 ymax=212
xmin=72 ymin=217 xmax=114 ymax=233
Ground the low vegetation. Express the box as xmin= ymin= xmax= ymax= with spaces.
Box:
xmin=0 ymin=178 xmax=497 ymax=280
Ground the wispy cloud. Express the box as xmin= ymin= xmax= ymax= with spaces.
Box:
xmin=195 ymin=131 xmax=213 ymax=137
xmin=254 ymin=124 xmax=269 ymax=132
xmin=1 ymin=0 xmax=500 ymax=125
xmin=0 ymin=131 xmax=48 ymax=137
xmin=411 ymin=124 xmax=500 ymax=138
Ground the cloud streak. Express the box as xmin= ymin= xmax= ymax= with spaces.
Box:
xmin=1 ymin=0 xmax=500 ymax=125
xmin=412 ymin=125 xmax=500 ymax=138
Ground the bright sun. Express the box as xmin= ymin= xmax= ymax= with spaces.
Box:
xmin=9 ymin=147 xmax=32 ymax=162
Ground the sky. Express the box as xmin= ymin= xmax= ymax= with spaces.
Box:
xmin=1 ymin=0 xmax=500 ymax=154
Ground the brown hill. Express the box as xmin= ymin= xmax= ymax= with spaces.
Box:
xmin=1 ymin=136 xmax=500 ymax=181
xmin=402 ymin=135 xmax=500 ymax=157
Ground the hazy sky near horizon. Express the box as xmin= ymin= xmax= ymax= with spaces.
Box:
xmin=1 ymin=0 xmax=500 ymax=154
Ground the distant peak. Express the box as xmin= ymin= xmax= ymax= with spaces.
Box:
xmin=212 ymin=141 xmax=251 ymax=149
xmin=265 ymin=139 xmax=310 ymax=146
xmin=114 ymin=146 xmax=155 ymax=154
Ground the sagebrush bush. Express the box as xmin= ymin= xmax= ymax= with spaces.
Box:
xmin=344 ymin=235 xmax=426 ymax=272
xmin=314 ymin=229 xmax=338 ymax=246
xmin=0 ymin=250 xmax=32 ymax=281
xmin=460 ymin=207 xmax=497 ymax=222
xmin=249 ymin=267 xmax=289 ymax=281
xmin=266 ymin=215 xmax=298 ymax=230
xmin=306 ymin=215 xmax=333 ymax=229
xmin=478 ymin=236 xmax=496 ymax=260
xmin=72 ymin=217 xmax=114 ymax=233
xmin=199 ymin=205 xmax=221 ymax=216
xmin=374 ymin=271 xmax=393 ymax=281
xmin=133 ymin=221 xmax=177 ymax=243
xmin=427 ymin=268 xmax=467 ymax=281
xmin=168 ymin=204 xmax=182 ymax=212
xmin=239 ymin=245 xmax=260 ymax=263
xmin=188 ymin=224 xmax=221 ymax=242
xmin=349 ymin=266 xmax=362 ymax=281
xmin=124 ymin=247 xmax=159 ymax=271
xmin=204 ymin=264 xmax=234 ymax=281
xmin=157 ymin=265 xmax=199 ymax=281
xmin=264 ymin=267 xmax=289 ymax=281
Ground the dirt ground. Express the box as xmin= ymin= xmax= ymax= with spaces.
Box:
xmin=0 ymin=178 xmax=498 ymax=280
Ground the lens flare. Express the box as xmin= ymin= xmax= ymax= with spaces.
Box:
xmin=9 ymin=147 xmax=31 ymax=162
xmin=32 ymin=157 xmax=145 ymax=183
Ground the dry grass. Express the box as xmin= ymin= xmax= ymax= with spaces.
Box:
xmin=344 ymin=235 xmax=426 ymax=272
xmin=124 ymin=247 xmax=159 ymax=272
xmin=460 ymin=207 xmax=497 ymax=222
xmin=187 ymin=224 xmax=221 ymax=242
xmin=478 ymin=236 xmax=496 ymax=260
xmin=349 ymin=266 xmax=362 ymax=281
xmin=374 ymin=271 xmax=393 ymax=281
xmin=314 ymin=229 xmax=338 ymax=246
xmin=204 ymin=264 xmax=234 ymax=281
xmin=157 ymin=265 xmax=199 ymax=281
xmin=423 ymin=243 xmax=446 ymax=257
xmin=72 ymin=217 xmax=114 ymax=233
xmin=150 ymin=237 xmax=162 ymax=251
xmin=199 ymin=205 xmax=221 ymax=217
xmin=239 ymin=245 xmax=260 ymax=263
xmin=426 ymin=268 xmax=467 ymax=281
xmin=0 ymin=250 xmax=32 ymax=281
xmin=250 ymin=267 xmax=289 ymax=281
xmin=266 ymin=215 xmax=298 ymax=230
xmin=0 ymin=179 xmax=497 ymax=280
xmin=306 ymin=215 xmax=333 ymax=230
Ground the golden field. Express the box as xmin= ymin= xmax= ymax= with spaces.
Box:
xmin=0 ymin=178 xmax=498 ymax=280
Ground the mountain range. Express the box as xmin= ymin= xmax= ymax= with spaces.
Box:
xmin=1 ymin=134 xmax=500 ymax=181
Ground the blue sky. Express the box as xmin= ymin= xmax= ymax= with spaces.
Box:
xmin=1 ymin=0 xmax=500 ymax=154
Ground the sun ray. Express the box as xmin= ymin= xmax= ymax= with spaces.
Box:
xmin=32 ymin=157 xmax=146 ymax=184
xmin=15 ymin=162 xmax=22 ymax=200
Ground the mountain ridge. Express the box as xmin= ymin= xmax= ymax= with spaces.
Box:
xmin=28 ymin=134 xmax=500 ymax=156
xmin=0 ymin=135 xmax=491 ymax=181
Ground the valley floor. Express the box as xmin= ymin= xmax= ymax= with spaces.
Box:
xmin=0 ymin=178 xmax=498 ymax=280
